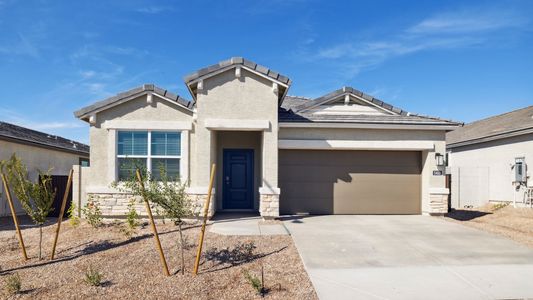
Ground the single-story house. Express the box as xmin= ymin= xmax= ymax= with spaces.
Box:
xmin=447 ymin=105 xmax=533 ymax=208
xmin=74 ymin=57 xmax=461 ymax=218
xmin=0 ymin=121 xmax=89 ymax=216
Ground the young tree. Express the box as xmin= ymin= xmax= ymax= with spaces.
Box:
xmin=1 ymin=154 xmax=56 ymax=260
xmin=113 ymin=163 xmax=191 ymax=274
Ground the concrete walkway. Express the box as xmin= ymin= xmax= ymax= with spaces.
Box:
xmin=209 ymin=213 xmax=288 ymax=236
xmin=283 ymin=215 xmax=533 ymax=300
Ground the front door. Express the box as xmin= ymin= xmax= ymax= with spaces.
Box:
xmin=223 ymin=149 xmax=254 ymax=209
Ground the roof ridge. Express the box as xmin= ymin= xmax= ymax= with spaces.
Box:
xmin=0 ymin=121 xmax=88 ymax=147
xmin=74 ymin=83 xmax=192 ymax=118
xmin=463 ymin=104 xmax=533 ymax=126
xmin=0 ymin=121 xmax=89 ymax=154
xmin=286 ymin=95 xmax=313 ymax=100
xmin=183 ymin=57 xmax=291 ymax=85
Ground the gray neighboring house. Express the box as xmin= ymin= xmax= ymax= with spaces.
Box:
xmin=0 ymin=121 xmax=90 ymax=216
xmin=447 ymin=106 xmax=533 ymax=208
xmin=74 ymin=57 xmax=461 ymax=218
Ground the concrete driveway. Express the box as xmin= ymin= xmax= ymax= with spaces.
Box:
xmin=283 ymin=215 xmax=533 ymax=300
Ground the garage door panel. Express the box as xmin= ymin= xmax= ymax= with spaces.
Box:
xmin=281 ymin=182 xmax=333 ymax=198
xmin=334 ymin=173 xmax=421 ymax=214
xmin=279 ymin=150 xmax=421 ymax=215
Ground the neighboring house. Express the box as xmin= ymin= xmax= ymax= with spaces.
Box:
xmin=0 ymin=121 xmax=89 ymax=216
xmin=74 ymin=57 xmax=460 ymax=218
xmin=447 ymin=106 xmax=533 ymax=208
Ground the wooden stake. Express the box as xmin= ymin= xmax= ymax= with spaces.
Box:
xmin=50 ymin=169 xmax=73 ymax=260
xmin=1 ymin=173 xmax=28 ymax=261
xmin=136 ymin=169 xmax=170 ymax=276
xmin=193 ymin=163 xmax=216 ymax=275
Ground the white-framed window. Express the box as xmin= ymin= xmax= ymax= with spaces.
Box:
xmin=116 ymin=130 xmax=181 ymax=181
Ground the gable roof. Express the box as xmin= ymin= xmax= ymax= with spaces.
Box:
xmin=184 ymin=57 xmax=291 ymax=86
xmin=74 ymin=84 xmax=192 ymax=120
xmin=292 ymin=86 xmax=407 ymax=115
xmin=279 ymin=87 xmax=462 ymax=128
xmin=0 ymin=121 xmax=89 ymax=156
xmin=447 ymin=105 xmax=533 ymax=148
xmin=184 ymin=57 xmax=292 ymax=103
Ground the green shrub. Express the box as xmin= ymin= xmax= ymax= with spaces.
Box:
xmin=83 ymin=197 xmax=102 ymax=228
xmin=112 ymin=164 xmax=191 ymax=274
xmin=68 ymin=201 xmax=80 ymax=227
xmin=84 ymin=266 xmax=103 ymax=287
xmin=120 ymin=199 xmax=139 ymax=239
xmin=243 ymin=270 xmax=265 ymax=295
xmin=4 ymin=273 xmax=22 ymax=295
xmin=126 ymin=198 xmax=139 ymax=230
xmin=1 ymin=154 xmax=56 ymax=260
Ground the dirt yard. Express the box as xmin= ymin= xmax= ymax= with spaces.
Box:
xmin=0 ymin=217 xmax=317 ymax=299
xmin=443 ymin=203 xmax=533 ymax=248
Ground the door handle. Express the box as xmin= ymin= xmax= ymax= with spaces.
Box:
xmin=225 ymin=176 xmax=230 ymax=185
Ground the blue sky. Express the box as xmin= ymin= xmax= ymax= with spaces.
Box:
xmin=0 ymin=0 xmax=532 ymax=144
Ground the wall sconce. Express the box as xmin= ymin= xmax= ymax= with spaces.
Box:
xmin=435 ymin=153 xmax=445 ymax=167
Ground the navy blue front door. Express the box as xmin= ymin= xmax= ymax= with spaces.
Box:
xmin=223 ymin=149 xmax=254 ymax=209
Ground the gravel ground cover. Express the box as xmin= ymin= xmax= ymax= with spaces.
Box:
xmin=443 ymin=203 xmax=533 ymax=248
xmin=0 ymin=217 xmax=317 ymax=299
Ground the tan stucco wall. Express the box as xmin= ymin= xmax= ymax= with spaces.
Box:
xmin=279 ymin=127 xmax=448 ymax=214
xmin=0 ymin=139 xmax=87 ymax=216
xmin=449 ymin=133 xmax=533 ymax=207
xmin=215 ymin=131 xmax=262 ymax=210
xmin=193 ymin=68 xmax=279 ymax=192
xmin=86 ymin=94 xmax=193 ymax=188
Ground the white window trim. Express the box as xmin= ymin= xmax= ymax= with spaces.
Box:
xmin=111 ymin=130 xmax=189 ymax=182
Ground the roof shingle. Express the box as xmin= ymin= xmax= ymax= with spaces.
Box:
xmin=183 ymin=57 xmax=291 ymax=85
xmin=0 ymin=121 xmax=89 ymax=155
xmin=74 ymin=84 xmax=192 ymax=118
xmin=447 ymin=105 xmax=533 ymax=147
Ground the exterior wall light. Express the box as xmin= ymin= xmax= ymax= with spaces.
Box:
xmin=435 ymin=153 xmax=445 ymax=167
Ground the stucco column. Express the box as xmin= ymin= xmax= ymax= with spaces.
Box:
xmin=422 ymin=150 xmax=449 ymax=215
xmin=259 ymin=125 xmax=280 ymax=218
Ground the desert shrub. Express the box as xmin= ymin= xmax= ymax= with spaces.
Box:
xmin=113 ymin=164 xmax=191 ymax=274
xmin=205 ymin=241 xmax=257 ymax=266
xmin=243 ymin=269 xmax=267 ymax=296
xmin=1 ymin=154 xmax=55 ymax=260
xmin=4 ymin=273 xmax=22 ymax=295
xmin=68 ymin=201 xmax=80 ymax=228
xmin=126 ymin=198 xmax=139 ymax=229
xmin=492 ymin=202 xmax=510 ymax=211
xmin=83 ymin=197 xmax=102 ymax=228
xmin=85 ymin=266 xmax=103 ymax=287
xmin=120 ymin=199 xmax=139 ymax=238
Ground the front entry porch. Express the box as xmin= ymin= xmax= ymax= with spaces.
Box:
xmin=215 ymin=131 xmax=262 ymax=214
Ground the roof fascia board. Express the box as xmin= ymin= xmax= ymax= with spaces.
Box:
xmin=279 ymin=122 xmax=460 ymax=131
xmin=0 ymin=135 xmax=89 ymax=156
xmin=187 ymin=65 xmax=289 ymax=88
xmin=296 ymin=92 xmax=398 ymax=115
xmin=78 ymin=91 xmax=193 ymax=120
xmin=447 ymin=127 xmax=533 ymax=149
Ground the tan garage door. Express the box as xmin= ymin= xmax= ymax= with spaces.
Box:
xmin=279 ymin=150 xmax=421 ymax=215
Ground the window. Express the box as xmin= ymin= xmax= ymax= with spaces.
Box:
xmin=79 ymin=157 xmax=90 ymax=167
xmin=117 ymin=131 xmax=181 ymax=181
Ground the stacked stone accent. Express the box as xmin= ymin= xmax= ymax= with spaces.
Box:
xmin=259 ymin=194 xmax=279 ymax=218
xmin=428 ymin=193 xmax=448 ymax=215
xmin=86 ymin=192 xmax=215 ymax=218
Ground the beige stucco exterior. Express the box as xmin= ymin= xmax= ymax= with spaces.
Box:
xmin=76 ymin=60 xmax=454 ymax=218
xmin=0 ymin=139 xmax=88 ymax=216
xmin=448 ymin=133 xmax=533 ymax=208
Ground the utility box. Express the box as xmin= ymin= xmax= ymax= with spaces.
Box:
xmin=514 ymin=157 xmax=527 ymax=184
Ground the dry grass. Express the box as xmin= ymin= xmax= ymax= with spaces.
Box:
xmin=443 ymin=203 xmax=533 ymax=248
xmin=0 ymin=217 xmax=316 ymax=299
